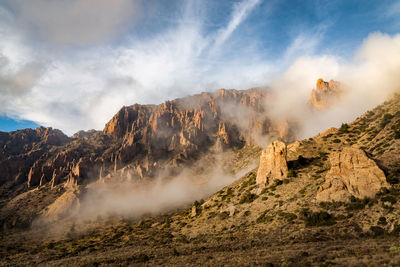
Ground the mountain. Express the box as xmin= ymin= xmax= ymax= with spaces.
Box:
xmin=1 ymin=80 xmax=400 ymax=266
xmin=0 ymin=87 xmax=301 ymax=231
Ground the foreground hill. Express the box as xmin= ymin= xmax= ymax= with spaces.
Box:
xmin=1 ymin=91 xmax=400 ymax=265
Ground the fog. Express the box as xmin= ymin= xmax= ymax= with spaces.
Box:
xmin=79 ymin=165 xmax=254 ymax=220
xmin=268 ymin=32 xmax=400 ymax=139
xmin=34 ymin=151 xmax=257 ymax=230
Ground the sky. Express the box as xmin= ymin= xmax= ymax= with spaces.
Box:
xmin=0 ymin=0 xmax=399 ymax=134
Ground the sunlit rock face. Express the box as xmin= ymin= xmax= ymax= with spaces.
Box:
xmin=310 ymin=78 xmax=343 ymax=110
xmin=256 ymin=140 xmax=288 ymax=190
xmin=1 ymin=88 xmax=302 ymax=190
xmin=316 ymin=146 xmax=389 ymax=202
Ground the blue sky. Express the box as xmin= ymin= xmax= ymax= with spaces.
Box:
xmin=0 ymin=0 xmax=399 ymax=134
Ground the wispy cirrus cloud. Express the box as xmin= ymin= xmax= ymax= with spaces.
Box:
xmin=212 ymin=0 xmax=261 ymax=52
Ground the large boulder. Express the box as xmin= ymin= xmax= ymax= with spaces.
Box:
xmin=316 ymin=146 xmax=389 ymax=202
xmin=256 ymin=140 xmax=288 ymax=190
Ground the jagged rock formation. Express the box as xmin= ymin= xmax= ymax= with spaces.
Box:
xmin=316 ymin=146 xmax=389 ymax=202
xmin=0 ymin=127 xmax=70 ymax=187
xmin=310 ymin=78 xmax=343 ymax=110
xmin=256 ymin=140 xmax=288 ymax=190
xmin=0 ymin=88 xmax=300 ymax=193
xmin=7 ymin=80 xmax=350 ymax=196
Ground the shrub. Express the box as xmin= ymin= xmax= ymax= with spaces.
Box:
xmin=381 ymin=195 xmax=397 ymax=205
xmin=239 ymin=192 xmax=258 ymax=204
xmin=345 ymin=196 xmax=370 ymax=211
xmin=378 ymin=216 xmax=387 ymax=225
xmin=277 ymin=211 xmax=297 ymax=222
xmin=390 ymin=224 xmax=400 ymax=236
xmin=319 ymin=201 xmax=344 ymax=211
xmin=338 ymin=123 xmax=350 ymax=134
xmin=318 ymin=152 xmax=328 ymax=160
xmin=287 ymin=170 xmax=296 ymax=178
xmin=298 ymin=188 xmax=306 ymax=195
xmin=219 ymin=211 xmax=230 ymax=220
xmin=240 ymin=171 xmax=257 ymax=191
xmin=370 ymin=226 xmax=385 ymax=237
xmin=256 ymin=210 xmax=272 ymax=223
xmin=380 ymin=113 xmax=394 ymax=128
xmin=172 ymin=248 xmax=180 ymax=256
xmin=299 ymin=209 xmax=335 ymax=226
xmin=272 ymin=179 xmax=283 ymax=186
xmin=222 ymin=188 xmax=233 ymax=201
xmin=137 ymin=253 xmax=150 ymax=263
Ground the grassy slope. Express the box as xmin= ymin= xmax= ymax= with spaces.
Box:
xmin=2 ymin=94 xmax=400 ymax=266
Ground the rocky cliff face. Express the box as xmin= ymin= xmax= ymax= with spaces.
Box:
xmin=0 ymin=88 xmax=300 ymax=196
xmin=310 ymin=78 xmax=343 ymax=110
xmin=0 ymin=127 xmax=70 ymax=187
xmin=316 ymin=146 xmax=389 ymax=202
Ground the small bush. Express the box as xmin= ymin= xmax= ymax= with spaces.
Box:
xmin=338 ymin=123 xmax=350 ymax=134
xmin=390 ymin=224 xmax=400 ymax=236
xmin=370 ymin=226 xmax=385 ymax=237
xmin=299 ymin=209 xmax=335 ymax=226
xmin=222 ymin=188 xmax=233 ymax=201
xmin=319 ymin=201 xmax=344 ymax=210
xmin=260 ymin=187 xmax=269 ymax=194
xmin=298 ymin=187 xmax=306 ymax=195
xmin=137 ymin=253 xmax=150 ymax=263
xmin=239 ymin=171 xmax=257 ymax=191
xmin=378 ymin=216 xmax=387 ymax=225
xmin=277 ymin=211 xmax=297 ymax=222
xmin=272 ymin=179 xmax=283 ymax=187
xmin=243 ymin=210 xmax=251 ymax=217
xmin=256 ymin=210 xmax=272 ymax=223
xmin=380 ymin=113 xmax=394 ymax=128
xmin=172 ymin=248 xmax=180 ymax=256
xmin=381 ymin=195 xmax=397 ymax=205
xmin=287 ymin=170 xmax=296 ymax=178
xmin=345 ymin=196 xmax=370 ymax=211
xmin=219 ymin=211 xmax=230 ymax=220
xmin=239 ymin=192 xmax=258 ymax=204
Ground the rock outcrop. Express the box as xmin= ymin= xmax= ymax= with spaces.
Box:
xmin=316 ymin=146 xmax=389 ymax=202
xmin=256 ymin=140 xmax=288 ymax=190
xmin=310 ymin=78 xmax=343 ymax=110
